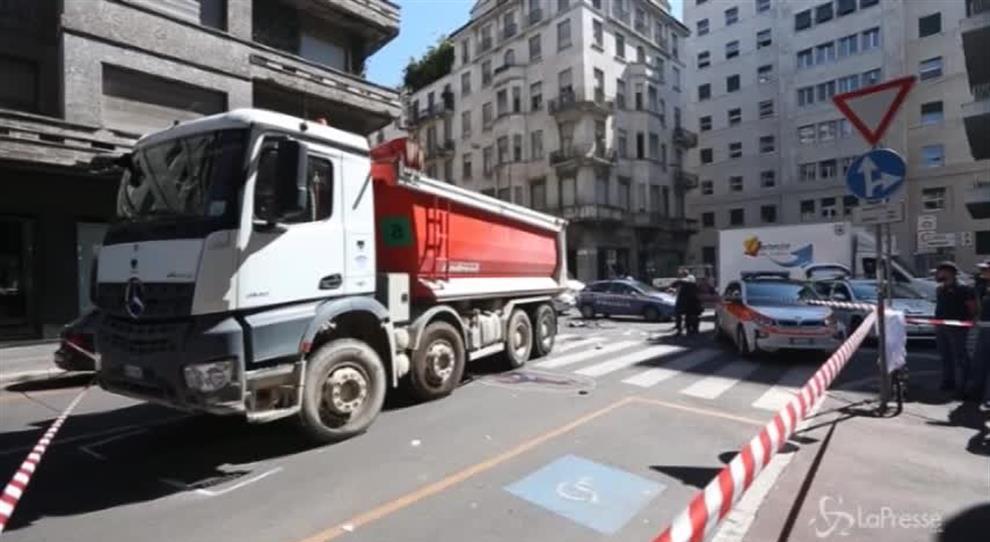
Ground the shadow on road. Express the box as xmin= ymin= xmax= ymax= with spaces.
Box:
xmin=938 ymin=503 xmax=990 ymax=541
xmin=927 ymin=402 xmax=990 ymax=457
xmin=5 ymin=373 xmax=94 ymax=393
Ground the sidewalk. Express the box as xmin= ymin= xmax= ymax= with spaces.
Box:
xmin=740 ymin=377 xmax=989 ymax=542
xmin=0 ymin=342 xmax=63 ymax=384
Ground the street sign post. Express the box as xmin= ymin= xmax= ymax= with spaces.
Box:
xmin=834 ymin=76 xmax=916 ymax=415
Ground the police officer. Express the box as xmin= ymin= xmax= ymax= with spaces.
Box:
xmin=933 ymin=261 xmax=977 ymax=397
xmin=972 ymin=261 xmax=990 ymax=407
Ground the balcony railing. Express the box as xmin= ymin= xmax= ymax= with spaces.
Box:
xmin=548 ymin=88 xmax=614 ymax=116
xmin=528 ymin=8 xmax=543 ymax=25
xmin=549 ymin=143 xmax=616 ymax=166
xmin=426 ymin=139 xmax=455 ymax=158
xmin=673 ymin=126 xmax=698 ymax=149
xmin=675 ymin=169 xmax=699 ymax=190
xmin=552 ymin=204 xmax=627 ymax=223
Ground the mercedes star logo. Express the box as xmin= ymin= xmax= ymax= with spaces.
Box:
xmin=124 ymin=277 xmax=145 ymax=319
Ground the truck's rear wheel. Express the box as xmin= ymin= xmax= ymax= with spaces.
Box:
xmin=505 ymin=309 xmax=533 ymax=368
xmin=408 ymin=321 xmax=465 ymax=401
xmin=299 ymin=339 xmax=386 ymax=443
xmin=531 ymin=304 xmax=557 ymax=358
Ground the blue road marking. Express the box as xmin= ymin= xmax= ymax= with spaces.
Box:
xmin=504 ymin=454 xmax=666 ymax=535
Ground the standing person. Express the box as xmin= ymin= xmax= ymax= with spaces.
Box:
xmin=933 ymin=262 xmax=977 ymax=397
xmin=971 ymin=261 xmax=990 ymax=407
xmin=676 ymin=273 xmax=702 ymax=336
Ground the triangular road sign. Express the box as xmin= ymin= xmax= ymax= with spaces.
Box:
xmin=832 ymin=76 xmax=916 ymax=146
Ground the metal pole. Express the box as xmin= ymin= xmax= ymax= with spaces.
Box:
xmin=875 ymin=223 xmax=890 ymax=412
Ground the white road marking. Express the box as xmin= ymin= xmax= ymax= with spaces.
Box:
xmin=576 ymin=345 xmax=685 ymax=377
xmin=535 ymin=340 xmax=639 ymax=369
xmin=551 ymin=337 xmax=601 ymax=354
xmin=751 ymin=365 xmax=819 ymax=411
xmin=680 ymin=359 xmax=761 ymax=399
xmin=555 ymin=333 xmax=577 ymax=341
xmin=622 ymin=349 xmax=722 ymax=388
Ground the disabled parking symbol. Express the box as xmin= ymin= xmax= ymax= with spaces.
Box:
xmin=505 ymin=454 xmax=666 ymax=535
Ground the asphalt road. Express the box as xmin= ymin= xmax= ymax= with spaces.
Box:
xmin=0 ymin=316 xmax=943 ymax=542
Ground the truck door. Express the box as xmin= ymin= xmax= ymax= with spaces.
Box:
xmin=238 ymin=139 xmax=346 ymax=309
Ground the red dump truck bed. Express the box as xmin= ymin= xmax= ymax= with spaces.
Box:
xmin=370 ymin=139 xmax=568 ymax=302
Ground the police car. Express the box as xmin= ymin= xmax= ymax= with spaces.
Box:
xmin=715 ymin=272 xmax=844 ymax=356
xmin=577 ymin=279 xmax=677 ymax=321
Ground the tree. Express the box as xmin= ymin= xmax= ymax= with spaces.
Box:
xmin=402 ymin=37 xmax=454 ymax=92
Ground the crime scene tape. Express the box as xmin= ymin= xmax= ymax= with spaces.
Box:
xmin=0 ymin=383 xmax=92 ymax=535
xmin=905 ymin=317 xmax=983 ymax=328
xmin=804 ymin=299 xmax=876 ymax=312
xmin=653 ymin=309 xmax=879 ymax=542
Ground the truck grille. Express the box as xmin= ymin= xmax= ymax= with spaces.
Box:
xmin=97 ymin=282 xmax=194 ymax=319
xmin=101 ymin=317 xmax=187 ymax=356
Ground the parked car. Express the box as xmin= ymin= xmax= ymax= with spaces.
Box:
xmin=576 ymin=279 xmax=676 ymax=321
xmin=811 ymin=278 xmax=936 ymax=340
xmin=553 ymin=279 xmax=586 ymax=314
xmin=715 ymin=272 xmax=843 ymax=356
xmin=53 ymin=309 xmax=99 ymax=372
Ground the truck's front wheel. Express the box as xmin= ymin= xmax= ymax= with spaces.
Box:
xmin=299 ymin=339 xmax=386 ymax=443
xmin=408 ymin=321 xmax=465 ymax=401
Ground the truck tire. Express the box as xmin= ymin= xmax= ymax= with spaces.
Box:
xmin=531 ymin=304 xmax=557 ymax=358
xmin=505 ymin=309 xmax=534 ymax=368
xmin=408 ymin=321 xmax=465 ymax=401
xmin=299 ymin=339 xmax=386 ymax=443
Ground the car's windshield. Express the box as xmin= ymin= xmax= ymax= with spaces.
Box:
xmin=117 ymin=129 xmax=247 ymax=221
xmin=851 ymin=281 xmax=924 ymax=300
xmin=745 ymin=281 xmax=818 ymax=306
xmin=633 ymin=280 xmax=661 ymax=294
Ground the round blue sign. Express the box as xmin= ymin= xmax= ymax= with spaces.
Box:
xmin=845 ymin=148 xmax=906 ymax=201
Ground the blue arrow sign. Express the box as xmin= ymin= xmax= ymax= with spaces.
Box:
xmin=845 ymin=149 xmax=906 ymax=200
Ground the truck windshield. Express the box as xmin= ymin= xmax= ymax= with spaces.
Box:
xmin=745 ymin=281 xmax=818 ymax=306
xmin=117 ymin=129 xmax=247 ymax=221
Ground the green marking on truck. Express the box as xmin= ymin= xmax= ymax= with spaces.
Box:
xmin=381 ymin=216 xmax=413 ymax=247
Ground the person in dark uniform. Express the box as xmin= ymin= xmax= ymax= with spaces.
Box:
xmin=971 ymin=261 xmax=990 ymax=407
xmin=675 ymin=273 xmax=702 ymax=336
xmin=933 ymin=261 xmax=977 ymax=397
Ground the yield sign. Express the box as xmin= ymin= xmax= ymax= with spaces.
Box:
xmin=832 ymin=76 xmax=916 ymax=146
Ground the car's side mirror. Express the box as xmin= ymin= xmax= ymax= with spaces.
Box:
xmin=256 ymin=139 xmax=308 ymax=223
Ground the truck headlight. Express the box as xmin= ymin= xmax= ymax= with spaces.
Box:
xmin=183 ymin=360 xmax=234 ymax=393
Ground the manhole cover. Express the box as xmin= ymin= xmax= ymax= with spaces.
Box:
xmin=477 ymin=369 xmax=595 ymax=393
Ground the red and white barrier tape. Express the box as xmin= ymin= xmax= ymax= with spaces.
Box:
xmin=0 ymin=384 xmax=91 ymax=535
xmin=653 ymin=309 xmax=878 ymax=542
xmin=904 ymin=317 xmax=979 ymax=328
xmin=804 ymin=299 xmax=876 ymax=312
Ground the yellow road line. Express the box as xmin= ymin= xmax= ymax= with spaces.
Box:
xmin=630 ymin=396 xmax=766 ymax=427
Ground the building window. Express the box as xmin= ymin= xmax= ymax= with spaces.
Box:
xmin=726 ymin=74 xmax=740 ymax=93
xmin=529 ymin=34 xmax=542 ymax=61
xmin=922 ymin=187 xmax=946 ymax=211
xmin=838 ymin=34 xmax=859 ymax=57
xmin=592 ymin=20 xmax=603 ymax=48
xmin=862 ymin=27 xmax=880 ymax=50
xmin=843 ymin=195 xmax=858 ymax=216
xmin=557 ymin=19 xmax=572 ymax=50
xmin=760 ymin=170 xmax=776 ymax=188
xmin=672 ymin=66 xmax=681 ymax=90
xmin=839 ymin=119 xmax=852 ymax=138
xmin=729 ymin=208 xmax=744 ymax=226
xmin=496 ymin=89 xmax=508 ymax=117
xmin=795 ymin=10 xmax=812 ymax=31
xmin=531 ymin=130 xmax=544 ymax=159
xmin=862 ymin=69 xmax=882 ymax=86
xmin=758 ymin=64 xmax=774 ymax=83
xmin=820 ymin=159 xmax=837 ymax=178
xmin=461 ymin=111 xmax=472 ymax=138
xmin=726 ymin=40 xmax=740 ymax=59
xmin=512 ymin=86 xmax=522 ymax=113
xmin=761 ymin=205 xmax=777 ymax=223
xmin=482 ymin=102 xmax=493 ymax=130
xmin=483 ymin=146 xmax=494 ymax=174
xmin=461 ymin=72 xmax=472 ymax=96
xmin=616 ymin=79 xmax=626 ymax=108
xmin=800 ymin=200 xmax=815 ymax=221
xmin=648 ymin=132 xmax=660 ymax=160
xmin=702 ymin=212 xmax=715 ymax=227
xmin=636 ymin=132 xmax=645 ymax=159
xmin=815 ymin=42 xmax=836 ymax=65
xmin=729 ymin=142 xmax=742 ymax=158
xmin=463 ymin=152 xmax=473 ymax=179
xmin=461 ymin=40 xmax=470 ymax=64
xmin=513 ymin=134 xmax=523 ymax=162
xmin=820 ymin=197 xmax=837 ymax=219
xmin=725 ymin=7 xmax=739 ymax=26
xmin=798 ymin=86 xmax=815 ymax=106
xmin=921 ymin=101 xmax=943 ymax=125
xmin=497 ymin=136 xmax=509 ymax=164
xmin=800 ymin=163 xmax=817 ymax=181
xmin=919 ymin=57 xmax=943 ymax=81
xmin=759 ymin=100 xmax=774 ymax=118
xmin=759 ymin=135 xmax=775 ymax=153
xmin=837 ymin=0 xmax=856 ymax=16
xmin=757 ymin=29 xmax=772 ymax=48
xmin=818 ymin=120 xmax=837 ymax=142
xmin=919 ymin=13 xmax=941 ymax=37
xmin=756 ymin=0 xmax=771 ymax=13
xmin=840 ymin=156 xmax=855 ymax=175
xmin=700 ymin=115 xmax=712 ymax=131
xmin=617 ymin=129 xmax=628 ymax=158
xmin=700 ymin=148 xmax=713 ymax=164
xmin=616 ymin=33 xmax=626 ymax=59
xmin=797 ymin=49 xmax=813 ymax=70
xmin=698 ymin=51 xmax=711 ymax=69
xmin=815 ymin=2 xmax=833 ymax=24
xmin=922 ymin=144 xmax=944 ymax=167
xmin=976 ymin=231 xmax=990 ymax=255
xmin=799 ymin=124 xmax=816 ymax=144
xmin=699 ymin=84 xmax=711 ymax=101
xmin=837 ymin=74 xmax=860 ymax=93
xmin=728 ymin=108 xmax=741 ymax=125
xmin=697 ymin=19 xmax=709 ymax=36
xmin=530 ymin=178 xmax=547 ymax=210
xmin=482 ymin=60 xmax=492 ymax=86
xmin=595 ymin=172 xmax=609 ymax=205
xmin=817 ymin=80 xmax=837 ymax=102
xmin=730 ymin=176 xmax=744 ymax=192
xmin=617 ymin=178 xmax=631 ymax=210
xmin=701 ymin=180 xmax=714 ymax=195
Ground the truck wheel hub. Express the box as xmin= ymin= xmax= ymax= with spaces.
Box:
xmin=426 ymin=341 xmax=455 ymax=383
xmin=539 ymin=318 xmax=553 ymax=349
xmin=512 ymin=325 xmax=529 ymax=357
xmin=325 ymin=366 xmax=368 ymax=414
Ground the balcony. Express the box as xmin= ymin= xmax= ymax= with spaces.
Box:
xmin=493 ymin=63 xmax=525 ymax=85
xmin=406 ymin=93 xmax=455 ymax=126
xmin=425 ymin=139 xmax=455 ymax=159
xmin=963 ymin=83 xmax=990 ymax=160
xmin=673 ymin=126 xmax=698 ymax=149
xmin=674 ymin=169 xmax=699 ymax=191
xmin=554 ymin=204 xmax=627 ymax=223
xmin=965 ymin=179 xmax=990 ymax=219
xmin=528 ymin=8 xmax=543 ymax=25
xmin=549 ymin=143 xmax=616 ymax=169
xmin=312 ymin=0 xmax=401 ymax=54
xmin=963 ymin=0 xmax=990 ymax=88
xmin=548 ymin=88 xmax=614 ymax=120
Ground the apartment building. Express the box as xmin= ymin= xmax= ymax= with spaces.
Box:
xmin=684 ymin=0 xmax=990 ymax=278
xmin=389 ymin=0 xmax=694 ymax=283
xmin=0 ymin=0 xmax=400 ymax=339
xmin=961 ymin=0 xmax=990 ymax=219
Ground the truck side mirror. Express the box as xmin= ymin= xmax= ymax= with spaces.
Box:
xmin=256 ymin=139 xmax=308 ymax=223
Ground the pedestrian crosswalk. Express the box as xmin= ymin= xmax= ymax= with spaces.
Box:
xmin=527 ymin=333 xmax=822 ymax=412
